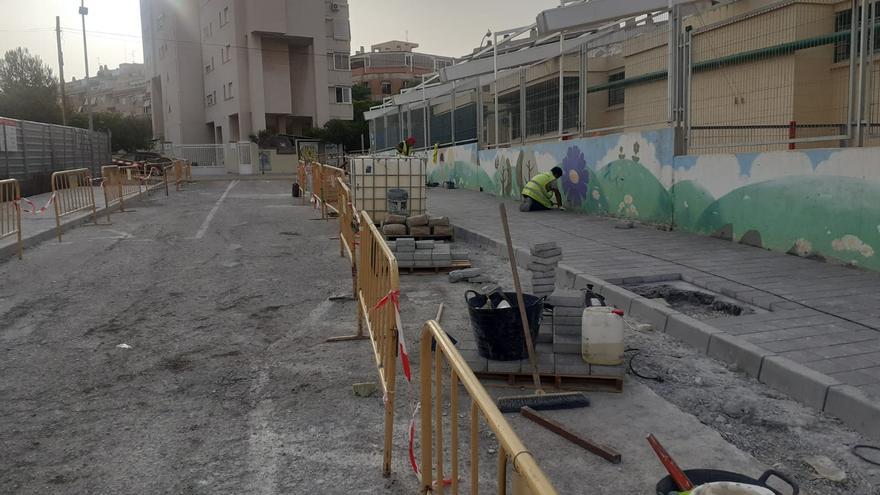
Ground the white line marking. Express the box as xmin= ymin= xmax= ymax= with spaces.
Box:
xmin=195 ymin=180 xmax=239 ymax=239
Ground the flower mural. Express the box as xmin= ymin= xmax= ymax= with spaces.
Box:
xmin=561 ymin=146 xmax=589 ymax=207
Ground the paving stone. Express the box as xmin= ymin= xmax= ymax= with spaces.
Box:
xmin=415 ymin=260 xmax=433 ymax=268
xmin=530 ymin=254 xmax=563 ymax=266
xmin=530 ymin=241 xmax=558 ymax=254
xmin=487 ymin=358 xmax=524 ymax=374
xmin=398 ymin=259 xmax=414 ymax=268
xmin=432 ymin=243 xmax=450 ymax=254
xmin=824 ymin=385 xmax=880 ymax=440
xmin=396 ymin=252 xmax=414 ymax=261
xmin=396 ymin=238 xmax=416 ymax=252
xmin=460 ymin=350 xmax=488 ymax=373
xmin=759 ymin=356 xmax=841 ymax=410
xmin=531 ymin=270 xmax=556 ymax=281
xmin=555 ymin=352 xmax=590 ymax=375
xmin=449 ymin=268 xmax=482 ymax=282
xmin=531 ymin=247 xmax=562 ymax=259
xmin=527 ymin=262 xmax=556 ymax=273
xmin=707 ymin=333 xmax=774 ymax=378
xmin=629 ymin=297 xmax=675 ymax=333
xmin=416 ymin=240 xmax=435 ymax=249
xmin=828 ymin=370 xmax=878 ymax=387
xmin=549 ymin=315 xmax=582 ymax=326
xmin=553 ymin=306 xmax=585 ymax=318
xmin=552 ymin=334 xmax=581 ymax=355
xmin=552 ymin=324 xmax=581 ymax=337
xmin=665 ymin=314 xmax=722 ymax=353
xmin=451 ymin=250 xmax=470 ymax=261
xmin=414 ymin=251 xmax=433 ymax=261
xmin=531 ymin=283 xmax=555 ymax=294
xmin=546 ymin=289 xmax=584 ymax=307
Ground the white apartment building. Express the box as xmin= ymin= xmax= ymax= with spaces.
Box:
xmin=139 ymin=0 xmax=353 ymax=145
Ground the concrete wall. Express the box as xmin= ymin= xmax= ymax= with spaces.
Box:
xmin=427 ymin=131 xmax=880 ymax=271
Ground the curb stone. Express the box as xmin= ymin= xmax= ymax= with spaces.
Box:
xmin=665 ymin=314 xmax=722 ymax=353
xmin=824 ymin=385 xmax=880 ymax=440
xmin=707 ymin=333 xmax=772 ymax=378
xmin=629 ymin=297 xmax=676 ymax=333
xmin=758 ymin=356 xmax=841 ymax=411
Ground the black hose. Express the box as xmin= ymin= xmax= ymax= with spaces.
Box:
xmin=852 ymin=445 xmax=880 ymax=466
xmin=624 ymin=347 xmax=664 ymax=382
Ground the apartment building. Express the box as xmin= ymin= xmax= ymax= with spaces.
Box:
xmin=65 ymin=63 xmax=151 ymax=117
xmin=351 ymin=40 xmax=455 ymax=101
xmin=140 ymin=0 xmax=353 ymax=145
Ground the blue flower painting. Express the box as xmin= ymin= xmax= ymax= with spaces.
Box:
xmin=561 ymin=146 xmax=589 ymax=207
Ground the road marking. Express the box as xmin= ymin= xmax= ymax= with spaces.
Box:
xmin=195 ymin=180 xmax=239 ymax=239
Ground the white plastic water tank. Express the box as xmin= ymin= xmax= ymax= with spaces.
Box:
xmin=581 ymin=306 xmax=625 ymax=365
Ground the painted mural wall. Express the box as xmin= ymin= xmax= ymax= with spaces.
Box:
xmin=426 ymin=129 xmax=677 ymax=227
xmin=424 ymin=132 xmax=880 ymax=271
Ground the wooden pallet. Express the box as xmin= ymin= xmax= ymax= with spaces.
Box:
xmin=400 ymin=260 xmax=472 ymax=274
xmin=474 ymin=371 xmax=624 ymax=393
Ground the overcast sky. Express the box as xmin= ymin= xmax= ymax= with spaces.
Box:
xmin=0 ymin=0 xmax=559 ymax=82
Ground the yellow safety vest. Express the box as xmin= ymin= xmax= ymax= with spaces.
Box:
xmin=521 ymin=172 xmax=556 ymax=208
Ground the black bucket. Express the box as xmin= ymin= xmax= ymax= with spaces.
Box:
xmin=655 ymin=469 xmax=799 ymax=495
xmin=465 ymin=290 xmax=544 ymax=361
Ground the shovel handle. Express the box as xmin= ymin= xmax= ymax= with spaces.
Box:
xmin=647 ymin=434 xmax=695 ymax=492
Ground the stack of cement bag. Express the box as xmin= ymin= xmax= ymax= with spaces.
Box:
xmin=528 ymin=242 xmax=562 ymax=298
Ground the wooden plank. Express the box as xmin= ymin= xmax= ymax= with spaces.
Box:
xmin=520 ymin=406 xmax=622 ymax=464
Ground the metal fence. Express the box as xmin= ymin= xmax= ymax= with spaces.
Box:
xmin=367 ymin=0 xmax=880 ymax=155
xmin=0 ymin=116 xmax=111 ymax=196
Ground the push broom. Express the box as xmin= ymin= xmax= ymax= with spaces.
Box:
xmin=495 ymin=203 xmax=590 ymax=413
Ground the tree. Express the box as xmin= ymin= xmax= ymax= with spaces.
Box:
xmin=0 ymin=48 xmax=62 ymax=123
xmin=69 ymin=112 xmax=152 ymax=152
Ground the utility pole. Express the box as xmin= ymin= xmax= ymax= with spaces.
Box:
xmin=55 ymin=16 xmax=67 ymax=126
xmin=79 ymin=0 xmax=93 ymax=131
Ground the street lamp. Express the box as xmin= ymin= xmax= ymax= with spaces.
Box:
xmin=80 ymin=0 xmax=93 ymax=131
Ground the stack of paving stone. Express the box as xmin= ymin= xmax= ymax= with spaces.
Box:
xmin=387 ymin=238 xmax=468 ymax=269
xmin=545 ymin=289 xmax=586 ymax=354
xmin=528 ymin=242 xmax=562 ymax=298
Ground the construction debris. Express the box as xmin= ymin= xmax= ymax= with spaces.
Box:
xmin=520 ymin=406 xmax=620 ymax=464
xmin=352 ymin=382 xmax=378 ymax=397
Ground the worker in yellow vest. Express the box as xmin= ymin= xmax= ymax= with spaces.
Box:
xmin=396 ymin=136 xmax=416 ymax=156
xmin=520 ymin=167 xmax=565 ymax=212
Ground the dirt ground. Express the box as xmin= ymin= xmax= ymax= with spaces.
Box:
xmin=2 ymin=179 xmax=879 ymax=494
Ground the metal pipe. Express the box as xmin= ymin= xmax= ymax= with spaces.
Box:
xmin=558 ymin=32 xmax=565 ymax=137
xmin=854 ymin=0 xmax=870 ymax=146
xmin=80 ymin=0 xmax=93 ymax=131
xmin=847 ymin=0 xmax=859 ymax=144
xmin=493 ymin=32 xmax=499 ymax=147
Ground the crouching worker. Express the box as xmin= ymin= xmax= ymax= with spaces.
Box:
xmin=520 ymin=166 xmax=565 ymax=212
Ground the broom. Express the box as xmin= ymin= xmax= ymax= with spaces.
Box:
xmin=495 ymin=203 xmax=590 ymax=413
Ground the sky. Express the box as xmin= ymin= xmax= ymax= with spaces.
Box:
xmin=0 ymin=0 xmax=560 ymax=82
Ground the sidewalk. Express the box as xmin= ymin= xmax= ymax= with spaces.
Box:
xmin=428 ymin=188 xmax=880 ymax=440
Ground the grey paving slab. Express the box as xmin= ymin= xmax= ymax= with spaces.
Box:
xmin=759 ymin=356 xmax=841 ymax=410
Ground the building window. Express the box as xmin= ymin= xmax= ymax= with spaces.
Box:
xmin=222 ymin=44 xmax=231 ymax=63
xmin=223 ymin=82 xmax=234 ymax=100
xmin=221 ymin=6 xmax=229 ymax=26
xmin=381 ymin=81 xmax=392 ymax=95
xmin=608 ymin=71 xmax=625 ymax=107
xmin=207 ymin=92 xmax=215 ymax=106
xmin=834 ymin=8 xmax=880 ymax=63
xmin=156 ymin=12 xmax=165 ymax=30
xmin=435 ymin=59 xmax=452 ymax=70
xmin=206 ymin=57 xmax=214 ymax=73
xmin=333 ymin=53 xmax=350 ymax=70
xmin=335 ymin=86 xmax=352 ymax=104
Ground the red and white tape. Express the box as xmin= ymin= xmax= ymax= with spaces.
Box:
xmin=18 ymin=193 xmax=56 ymax=215
xmin=371 ymin=289 xmax=453 ymax=485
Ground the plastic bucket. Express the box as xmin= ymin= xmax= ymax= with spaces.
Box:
xmin=466 ymin=291 xmax=544 ymax=361
xmin=656 ymin=469 xmax=798 ymax=495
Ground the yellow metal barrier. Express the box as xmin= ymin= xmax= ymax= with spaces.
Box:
xmin=420 ymin=320 xmax=559 ymax=495
xmin=356 ymin=210 xmax=400 ymax=476
xmin=319 ymin=163 xmax=345 ymax=219
xmin=297 ymin=159 xmax=309 ymax=205
xmin=0 ymin=179 xmax=22 ymax=259
xmin=101 ymin=165 xmax=125 ymax=219
xmin=118 ymin=165 xmax=143 ymax=199
xmin=51 ymin=168 xmax=99 ymax=242
xmin=183 ymin=160 xmax=192 ymax=182
xmin=311 ymin=161 xmax=322 ymax=209
xmin=338 ymin=177 xmax=358 ymax=299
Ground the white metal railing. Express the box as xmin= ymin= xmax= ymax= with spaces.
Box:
xmin=170 ymin=144 xmax=226 ymax=168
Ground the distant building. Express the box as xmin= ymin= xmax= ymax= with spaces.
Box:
xmin=65 ymin=63 xmax=151 ymax=117
xmin=139 ymin=0 xmax=353 ymax=145
xmin=351 ymin=41 xmax=455 ymax=101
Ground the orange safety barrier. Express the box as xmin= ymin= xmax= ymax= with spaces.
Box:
xmin=117 ymin=165 xmax=144 ymax=199
xmin=356 ymin=210 xmax=400 ymax=476
xmin=338 ymin=177 xmax=358 ymax=298
xmin=319 ymin=163 xmax=345 ymax=219
xmin=420 ymin=320 xmax=559 ymax=495
xmin=101 ymin=165 xmax=126 ymax=218
xmin=0 ymin=178 xmax=23 ymax=259
xmin=51 ymin=168 xmax=99 ymax=242
xmin=311 ymin=161 xmax=322 ymax=210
